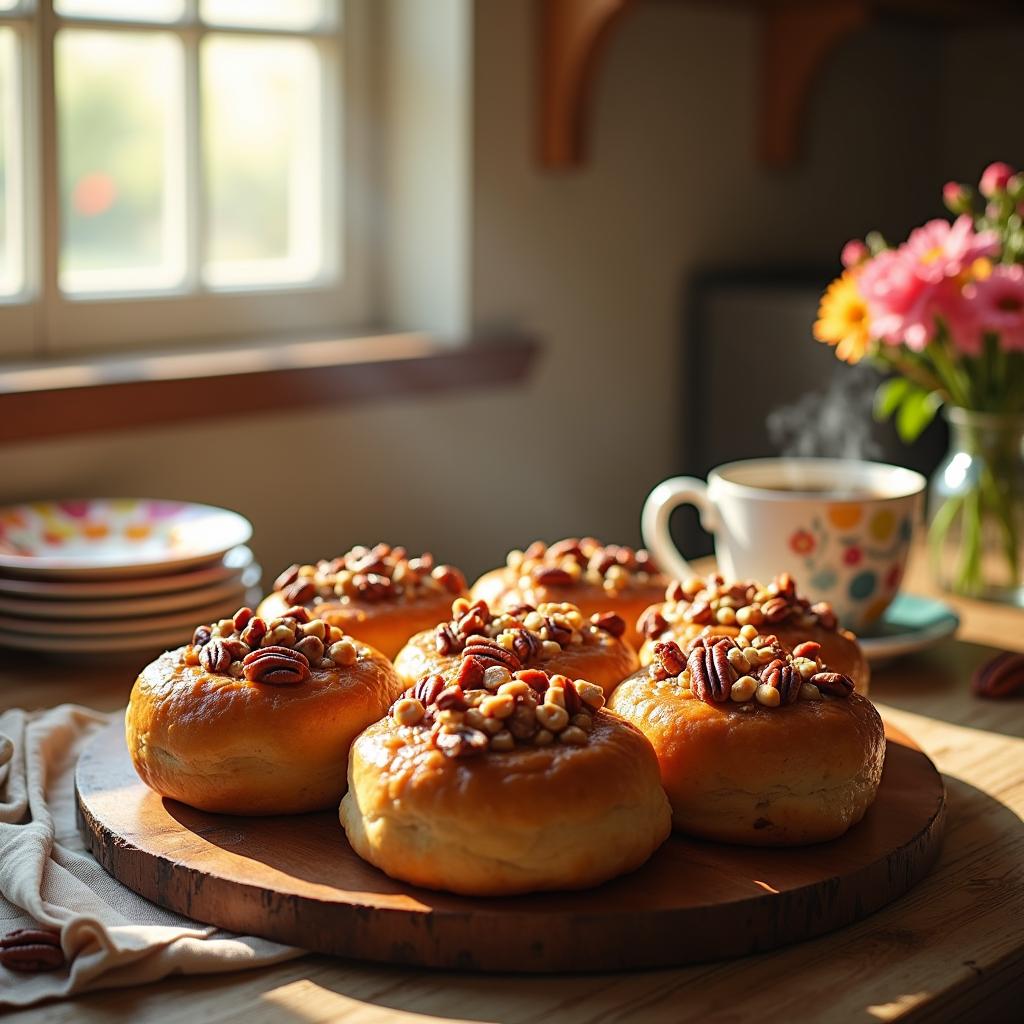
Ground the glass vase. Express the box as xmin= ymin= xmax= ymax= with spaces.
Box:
xmin=928 ymin=407 xmax=1024 ymax=605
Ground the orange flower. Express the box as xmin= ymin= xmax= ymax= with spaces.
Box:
xmin=814 ymin=271 xmax=871 ymax=363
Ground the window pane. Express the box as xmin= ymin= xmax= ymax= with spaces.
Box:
xmin=200 ymin=0 xmax=330 ymax=32
xmin=55 ymin=1 xmax=185 ymax=22
xmin=202 ymin=36 xmax=324 ymax=288
xmin=56 ymin=30 xmax=186 ymax=294
xmin=0 ymin=28 xmax=22 ymax=298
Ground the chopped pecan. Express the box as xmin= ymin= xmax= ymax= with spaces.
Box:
xmin=462 ymin=638 xmax=522 ymax=672
xmin=543 ymin=615 xmax=574 ymax=646
xmin=640 ymin=608 xmax=669 ymax=639
xmin=635 ymin=549 xmax=657 ymax=572
xmin=665 ymin=580 xmax=686 ymax=602
xmin=283 ymin=605 xmax=311 ymax=623
xmin=456 ymin=603 xmax=489 ymax=638
xmin=0 ymin=928 xmax=64 ymax=973
xmin=683 ymin=601 xmax=714 ymax=625
xmin=272 ymin=564 xmax=301 ymax=592
xmin=761 ymin=596 xmax=792 ymax=623
xmin=591 ymin=612 xmax=626 ymax=638
xmin=653 ymin=640 xmax=686 ymax=677
xmin=282 ymin=579 xmax=316 ymax=606
xmin=456 ymin=656 xmax=486 ymax=690
xmin=588 ymin=550 xmax=618 ymax=575
xmin=532 ymin=565 xmax=574 ymax=587
xmin=293 ymin=635 xmax=324 ymax=662
xmin=561 ymin=678 xmax=581 ymax=715
xmin=432 ymin=564 xmax=467 ymax=594
xmin=352 ymin=572 xmax=392 ymax=601
xmin=548 ymin=538 xmax=583 ymax=560
xmin=435 ymin=685 xmax=468 ymax=712
xmin=435 ymin=728 xmax=489 ymax=758
xmin=811 ymin=602 xmax=838 ymax=630
xmin=793 ymin=641 xmax=822 ymax=659
xmin=232 ymin=607 xmax=253 ymax=631
xmin=192 ymin=624 xmax=212 ymax=647
xmin=517 ymin=668 xmax=550 ymax=693
xmin=972 ymin=652 xmax=1024 ymax=699
xmin=811 ymin=671 xmax=854 ymax=697
xmin=687 ymin=637 xmax=734 ymax=703
xmin=505 ymin=602 xmax=537 ymax=618
xmin=524 ymin=541 xmax=547 ymax=561
xmin=199 ymin=638 xmax=232 ymax=674
xmin=240 ymin=617 xmax=267 ymax=647
xmin=242 ymin=646 xmax=310 ymax=685
xmin=220 ymin=638 xmax=251 ymax=661
xmin=775 ymin=572 xmax=797 ymax=597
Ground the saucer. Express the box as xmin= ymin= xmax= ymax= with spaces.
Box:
xmin=858 ymin=593 xmax=960 ymax=664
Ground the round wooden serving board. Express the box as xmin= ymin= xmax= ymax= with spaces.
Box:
xmin=76 ymin=720 xmax=945 ymax=973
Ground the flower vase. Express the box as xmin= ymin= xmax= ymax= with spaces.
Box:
xmin=928 ymin=408 xmax=1024 ymax=604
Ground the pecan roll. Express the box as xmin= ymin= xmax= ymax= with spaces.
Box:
xmin=242 ymin=646 xmax=311 ymax=685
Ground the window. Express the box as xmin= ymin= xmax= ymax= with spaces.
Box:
xmin=0 ymin=0 xmax=370 ymax=359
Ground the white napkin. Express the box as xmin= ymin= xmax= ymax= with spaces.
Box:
xmin=0 ymin=705 xmax=302 ymax=1009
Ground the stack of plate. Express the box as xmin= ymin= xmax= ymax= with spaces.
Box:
xmin=0 ymin=499 xmax=259 ymax=656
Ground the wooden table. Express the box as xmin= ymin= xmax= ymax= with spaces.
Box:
xmin=3 ymin=549 xmax=1023 ymax=1023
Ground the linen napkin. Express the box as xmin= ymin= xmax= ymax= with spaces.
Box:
xmin=0 ymin=705 xmax=302 ymax=1009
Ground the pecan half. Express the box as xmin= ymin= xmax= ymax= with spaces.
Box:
xmin=531 ymin=566 xmax=573 ymax=587
xmin=456 ymin=603 xmax=489 ymax=638
xmin=972 ymin=652 xmax=1024 ymax=699
xmin=435 ymin=728 xmax=489 ymax=758
xmin=199 ymin=638 xmax=232 ymax=674
xmin=0 ymin=928 xmax=64 ymax=972
xmin=241 ymin=617 xmax=267 ymax=647
xmin=242 ymin=646 xmax=310 ymax=685
xmin=653 ymin=640 xmax=686 ymax=677
xmin=435 ymin=623 xmax=461 ymax=655
xmin=462 ymin=638 xmax=522 ymax=672
xmin=763 ymin=660 xmax=802 ymax=704
xmin=273 ymin=564 xmax=301 ymax=592
xmin=591 ymin=612 xmax=626 ymax=638
xmin=761 ymin=596 xmax=792 ymax=623
xmin=810 ymin=602 xmax=838 ymax=630
xmin=282 ymin=579 xmax=316 ymax=606
xmin=687 ymin=637 xmax=734 ymax=703
xmin=509 ymin=628 xmax=542 ymax=664
xmin=352 ymin=573 xmax=392 ymax=602
xmin=811 ymin=671 xmax=854 ymax=697
xmin=517 ymin=668 xmax=550 ymax=694
xmin=413 ymin=674 xmax=446 ymax=706
xmin=232 ymin=607 xmax=254 ymax=631
xmin=192 ymin=624 xmax=212 ymax=647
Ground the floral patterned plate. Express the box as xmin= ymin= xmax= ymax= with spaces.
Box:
xmin=0 ymin=500 xmax=252 ymax=579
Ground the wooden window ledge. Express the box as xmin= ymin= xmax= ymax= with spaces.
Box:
xmin=0 ymin=331 xmax=539 ymax=445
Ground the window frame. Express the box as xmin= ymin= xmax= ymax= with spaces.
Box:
xmin=0 ymin=0 xmax=372 ymax=360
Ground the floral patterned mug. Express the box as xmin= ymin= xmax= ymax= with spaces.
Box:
xmin=642 ymin=458 xmax=926 ymax=634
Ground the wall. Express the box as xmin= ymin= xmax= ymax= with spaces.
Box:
xmin=0 ymin=3 xmax=1017 ymax=582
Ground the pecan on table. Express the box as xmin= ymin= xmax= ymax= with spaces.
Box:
xmin=0 ymin=928 xmax=64 ymax=973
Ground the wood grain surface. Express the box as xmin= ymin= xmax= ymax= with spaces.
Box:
xmin=4 ymin=545 xmax=1024 ymax=1022
xmin=75 ymin=720 xmax=945 ymax=973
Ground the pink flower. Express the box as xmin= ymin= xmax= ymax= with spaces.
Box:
xmin=902 ymin=216 xmax=999 ymax=283
xmin=858 ymin=249 xmax=936 ymax=349
xmin=841 ymin=239 xmax=869 ymax=269
xmin=966 ymin=264 xmax=1024 ymax=351
xmin=980 ymin=161 xmax=1015 ymax=198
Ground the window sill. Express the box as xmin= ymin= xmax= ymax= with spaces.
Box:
xmin=0 ymin=331 xmax=539 ymax=445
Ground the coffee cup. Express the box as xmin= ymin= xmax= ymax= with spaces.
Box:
xmin=641 ymin=457 xmax=926 ymax=633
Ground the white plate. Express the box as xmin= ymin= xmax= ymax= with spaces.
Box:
xmin=858 ymin=593 xmax=960 ymax=663
xmin=0 ymin=592 xmax=256 ymax=638
xmin=0 ymin=499 xmax=252 ymax=578
xmin=0 ymin=569 xmax=260 ymax=620
xmin=0 ymin=625 xmax=202 ymax=655
xmin=0 ymin=546 xmax=255 ymax=598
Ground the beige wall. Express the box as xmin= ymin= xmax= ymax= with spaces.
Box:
xmin=0 ymin=3 xmax=1018 ymax=582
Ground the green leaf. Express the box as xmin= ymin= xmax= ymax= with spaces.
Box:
xmin=895 ymin=387 xmax=941 ymax=443
xmin=873 ymin=377 xmax=912 ymax=421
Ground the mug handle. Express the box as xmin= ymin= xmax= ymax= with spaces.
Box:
xmin=641 ymin=476 xmax=720 ymax=582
